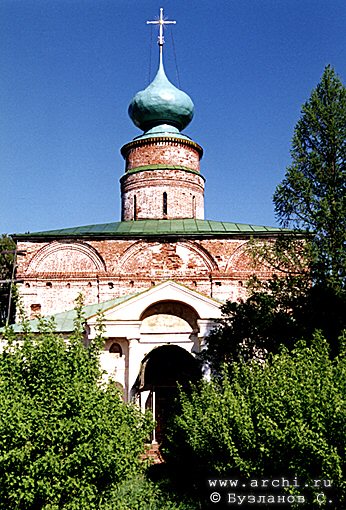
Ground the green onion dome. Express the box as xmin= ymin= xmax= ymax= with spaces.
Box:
xmin=128 ymin=59 xmax=194 ymax=133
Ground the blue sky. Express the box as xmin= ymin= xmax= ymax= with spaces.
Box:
xmin=1 ymin=0 xmax=345 ymax=235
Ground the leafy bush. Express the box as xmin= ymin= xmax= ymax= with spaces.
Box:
xmin=0 ymin=307 xmax=153 ymax=509
xmin=100 ymin=475 xmax=199 ymax=510
xmin=163 ymin=332 xmax=346 ymax=507
xmin=202 ymin=275 xmax=346 ymax=374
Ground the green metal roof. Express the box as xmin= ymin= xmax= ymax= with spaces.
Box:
xmin=6 ymin=293 xmax=139 ymax=334
xmin=13 ymin=219 xmax=288 ymax=241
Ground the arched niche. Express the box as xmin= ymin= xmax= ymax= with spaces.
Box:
xmin=27 ymin=241 xmax=106 ymax=273
xmin=100 ymin=338 xmax=126 ymax=389
xmin=140 ymin=300 xmax=200 ymax=334
xmin=109 ymin=342 xmax=123 ymax=357
xmin=118 ymin=240 xmax=218 ymax=276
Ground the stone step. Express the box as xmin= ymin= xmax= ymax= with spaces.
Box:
xmin=141 ymin=443 xmax=164 ymax=464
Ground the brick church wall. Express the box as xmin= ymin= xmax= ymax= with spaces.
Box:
xmin=121 ymin=169 xmax=204 ymax=220
xmin=16 ymin=237 xmax=274 ymax=318
xmin=121 ymin=137 xmax=204 ymax=220
xmin=124 ymin=140 xmax=201 ymax=173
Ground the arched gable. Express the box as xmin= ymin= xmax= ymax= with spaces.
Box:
xmin=118 ymin=240 xmax=218 ymax=275
xmin=26 ymin=241 xmax=106 ymax=273
xmin=225 ymin=241 xmax=256 ymax=273
xmin=140 ymin=300 xmax=199 ymax=333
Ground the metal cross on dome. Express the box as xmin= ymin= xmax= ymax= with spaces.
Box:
xmin=147 ymin=8 xmax=176 ymax=49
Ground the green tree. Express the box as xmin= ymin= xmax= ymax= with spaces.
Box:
xmin=164 ymin=333 xmax=346 ymax=508
xmin=0 ymin=235 xmax=16 ymax=327
xmin=202 ymin=271 xmax=345 ymax=372
xmin=201 ymin=275 xmax=307 ymax=370
xmin=273 ymin=65 xmax=346 ymax=291
xmin=0 ymin=301 xmax=154 ymax=509
xmin=202 ymin=66 xmax=346 ymax=371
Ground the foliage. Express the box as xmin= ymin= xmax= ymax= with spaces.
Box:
xmin=202 ymin=273 xmax=345 ymax=372
xmin=164 ymin=333 xmax=346 ymax=507
xmin=202 ymin=66 xmax=346 ymax=372
xmin=0 ymin=299 xmax=153 ymax=509
xmin=201 ymin=275 xmax=304 ymax=370
xmin=0 ymin=235 xmax=16 ymax=327
xmin=273 ymin=65 xmax=346 ymax=292
xmin=100 ymin=475 xmax=199 ymax=510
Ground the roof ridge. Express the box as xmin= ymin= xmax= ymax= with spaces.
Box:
xmin=13 ymin=219 xmax=289 ymax=239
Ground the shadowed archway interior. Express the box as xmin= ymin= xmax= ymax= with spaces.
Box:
xmin=143 ymin=344 xmax=200 ymax=389
xmin=141 ymin=345 xmax=201 ymax=443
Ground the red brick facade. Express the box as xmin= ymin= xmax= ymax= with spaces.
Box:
xmin=122 ymin=138 xmax=202 ymax=173
xmin=16 ymin=237 xmax=273 ymax=318
xmin=120 ymin=137 xmax=205 ymax=220
xmin=121 ymin=169 xmax=205 ymax=220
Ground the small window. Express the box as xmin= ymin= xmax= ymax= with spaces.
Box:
xmin=163 ymin=192 xmax=167 ymax=216
xmin=109 ymin=342 xmax=122 ymax=357
xmin=192 ymin=195 xmax=196 ymax=218
xmin=108 ymin=282 xmax=114 ymax=289
xmin=134 ymin=195 xmax=137 ymax=220
xmin=30 ymin=304 xmax=41 ymax=319
xmin=46 ymin=282 xmax=52 ymax=288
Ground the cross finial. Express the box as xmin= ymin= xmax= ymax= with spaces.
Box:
xmin=147 ymin=8 xmax=176 ymax=62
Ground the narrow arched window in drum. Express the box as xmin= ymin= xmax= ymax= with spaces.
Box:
xmin=163 ymin=192 xmax=167 ymax=216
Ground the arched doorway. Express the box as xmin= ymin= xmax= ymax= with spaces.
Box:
xmin=140 ymin=345 xmax=200 ymax=443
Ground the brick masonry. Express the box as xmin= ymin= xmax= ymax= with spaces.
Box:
xmin=121 ymin=169 xmax=204 ymax=220
xmin=121 ymin=138 xmax=205 ymax=220
xmin=16 ymin=237 xmax=274 ymax=318
xmin=122 ymin=138 xmax=202 ymax=172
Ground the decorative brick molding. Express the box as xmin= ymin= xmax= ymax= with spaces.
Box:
xmin=26 ymin=241 xmax=106 ymax=274
xmin=15 ymin=235 xmax=280 ymax=318
xmin=121 ymin=137 xmax=203 ymax=163
xmin=225 ymin=240 xmax=274 ymax=275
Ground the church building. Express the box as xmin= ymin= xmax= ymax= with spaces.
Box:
xmin=12 ymin=10 xmax=284 ymax=441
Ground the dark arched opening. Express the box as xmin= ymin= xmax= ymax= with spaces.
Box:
xmin=141 ymin=345 xmax=201 ymax=443
xmin=133 ymin=195 xmax=137 ymax=220
xmin=163 ymin=192 xmax=168 ymax=216
xmin=109 ymin=342 xmax=122 ymax=357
